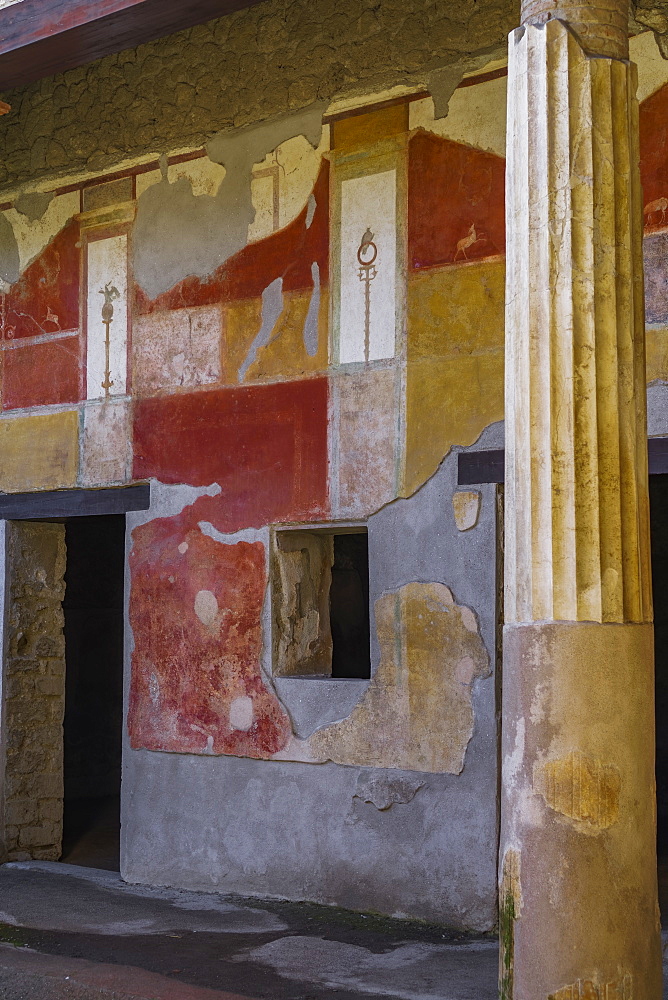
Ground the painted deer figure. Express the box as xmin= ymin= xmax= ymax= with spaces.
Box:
xmin=644 ymin=197 xmax=668 ymax=227
xmin=455 ymin=223 xmax=480 ymax=261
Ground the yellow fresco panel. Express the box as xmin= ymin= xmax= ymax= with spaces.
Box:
xmin=646 ymin=326 xmax=668 ymax=383
xmin=0 ymin=410 xmax=79 ymax=493
xmin=226 ymin=289 xmax=329 ymax=384
xmin=404 ymin=260 xmax=505 ymax=495
xmin=331 ymin=104 xmax=408 ymax=153
xmin=408 ymin=258 xmax=505 ymax=362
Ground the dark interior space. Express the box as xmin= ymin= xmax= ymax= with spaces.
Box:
xmin=330 ymin=532 xmax=370 ymax=679
xmin=650 ymin=475 xmax=668 ymax=920
xmin=61 ymin=514 xmax=125 ymax=871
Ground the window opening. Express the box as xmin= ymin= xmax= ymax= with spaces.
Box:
xmin=272 ymin=527 xmax=370 ymax=679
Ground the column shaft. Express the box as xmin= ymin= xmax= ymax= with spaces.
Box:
xmin=501 ymin=12 xmax=662 ymax=998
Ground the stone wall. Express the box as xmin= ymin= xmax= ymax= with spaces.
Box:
xmin=0 ymin=521 xmax=65 ymax=862
xmin=0 ymin=0 xmax=517 ymax=192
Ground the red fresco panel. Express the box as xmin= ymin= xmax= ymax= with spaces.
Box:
xmin=2 ymin=335 xmax=82 ymax=410
xmin=3 ymin=220 xmax=80 ymax=340
xmin=133 ymin=378 xmax=329 ymax=531
xmin=641 ymin=82 xmax=668 ymax=224
xmin=128 ymin=516 xmax=292 ymax=757
xmin=134 ymin=160 xmax=329 ymax=315
xmin=408 ymin=132 xmax=505 ymax=270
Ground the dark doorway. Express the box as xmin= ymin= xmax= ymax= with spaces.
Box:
xmin=330 ymin=532 xmax=371 ymax=679
xmin=650 ymin=475 xmax=668 ymax=919
xmin=61 ymin=514 xmax=125 ymax=871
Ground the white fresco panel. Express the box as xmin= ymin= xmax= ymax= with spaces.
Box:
xmin=86 ymin=235 xmax=128 ymax=399
xmin=339 ymin=170 xmax=396 ymax=364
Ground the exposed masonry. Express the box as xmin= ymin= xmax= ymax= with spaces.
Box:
xmin=1 ymin=522 xmax=65 ymax=862
xmin=0 ymin=0 xmax=519 ymax=192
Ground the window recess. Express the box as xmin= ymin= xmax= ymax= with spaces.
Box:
xmin=271 ymin=526 xmax=370 ymax=680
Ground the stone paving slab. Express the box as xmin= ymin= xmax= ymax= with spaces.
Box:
xmin=0 ymin=945 xmax=249 ymax=1000
xmin=0 ymin=861 xmax=664 ymax=1000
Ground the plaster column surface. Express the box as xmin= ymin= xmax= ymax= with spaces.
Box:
xmin=501 ymin=0 xmax=662 ymax=995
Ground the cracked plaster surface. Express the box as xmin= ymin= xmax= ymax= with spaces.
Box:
xmin=0 ymin=0 xmax=515 ymax=193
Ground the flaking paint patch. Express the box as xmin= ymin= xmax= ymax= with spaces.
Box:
xmin=452 ymin=490 xmax=481 ymax=530
xmin=331 ymin=367 xmax=398 ymax=518
xmin=133 ymin=106 xmax=325 ymax=300
xmin=3 ymin=192 xmax=80 ymax=274
xmin=239 ymin=277 xmax=284 ymax=380
xmin=548 ymin=974 xmax=633 ymax=999
xmin=305 ymin=582 xmax=490 ymax=773
xmin=133 ymin=304 xmax=222 ymax=393
xmin=80 ymin=398 xmax=132 ymax=486
xmin=229 ymin=288 xmax=328 ymax=383
xmin=128 ymin=509 xmax=292 ymax=758
xmin=533 ymin=752 xmax=621 ymax=831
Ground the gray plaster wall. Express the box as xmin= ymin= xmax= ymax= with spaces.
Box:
xmin=120 ymin=425 xmax=503 ymax=931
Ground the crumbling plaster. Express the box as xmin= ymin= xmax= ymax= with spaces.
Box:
xmin=0 ymin=0 xmax=523 ymax=193
xmin=121 ymin=424 xmax=503 ymax=926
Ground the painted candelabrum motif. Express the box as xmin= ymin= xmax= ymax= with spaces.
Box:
xmin=99 ymin=282 xmax=120 ymax=397
xmin=357 ymin=228 xmax=378 ymax=363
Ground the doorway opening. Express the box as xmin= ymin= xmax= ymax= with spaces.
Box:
xmin=650 ymin=475 xmax=668 ymax=920
xmin=61 ymin=514 xmax=125 ymax=871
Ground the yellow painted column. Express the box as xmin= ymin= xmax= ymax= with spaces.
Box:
xmin=501 ymin=0 xmax=663 ymax=995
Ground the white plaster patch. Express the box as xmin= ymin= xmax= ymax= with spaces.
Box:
xmin=149 ymin=671 xmax=160 ymax=707
xmin=229 ymin=696 xmax=254 ymax=732
xmin=505 ymin=717 xmax=525 ymax=786
xmin=530 ymin=681 xmax=549 ymax=725
xmin=4 ymin=191 xmax=80 ymax=274
xmin=178 ymin=542 xmax=189 ymax=554
xmin=452 ymin=490 xmax=481 ymax=531
xmin=86 ymin=234 xmax=128 ymax=399
xmin=248 ymin=130 xmax=329 ymax=243
xmin=168 ymin=157 xmax=227 ymax=197
xmin=633 ymin=31 xmax=668 ymax=103
xmin=81 ymin=397 xmax=132 ymax=486
xmin=339 ymin=170 xmax=397 ymax=363
xmin=197 ymin=521 xmax=267 ymax=545
xmin=194 ymin=589 xmax=218 ymax=627
xmin=410 ymin=79 xmax=507 ymax=157
xmin=127 ymin=483 xmax=222 ymax=532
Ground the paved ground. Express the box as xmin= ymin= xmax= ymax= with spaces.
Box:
xmin=0 ymin=861 xmax=663 ymax=999
xmin=0 ymin=862 xmax=497 ymax=1000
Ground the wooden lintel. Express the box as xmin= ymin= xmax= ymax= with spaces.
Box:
xmin=458 ymin=439 xmax=668 ymax=485
xmin=0 ymin=482 xmax=150 ymax=519
xmin=0 ymin=0 xmax=263 ymax=91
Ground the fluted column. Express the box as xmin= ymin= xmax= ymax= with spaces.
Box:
xmin=501 ymin=1 xmax=662 ymax=996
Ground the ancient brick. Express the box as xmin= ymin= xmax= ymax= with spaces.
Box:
xmin=3 ymin=799 xmax=35 ymax=826
xmin=1 ymin=523 xmax=65 ymax=863
xmin=34 ymin=676 xmax=65 ymax=697
xmin=18 ymin=823 xmax=58 ymax=848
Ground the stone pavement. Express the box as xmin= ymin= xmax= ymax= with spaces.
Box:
xmin=0 ymin=861 xmax=663 ymax=1000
